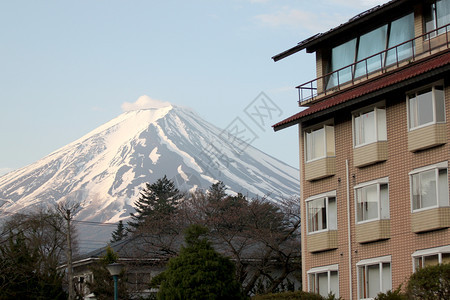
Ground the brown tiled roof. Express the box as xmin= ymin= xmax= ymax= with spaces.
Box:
xmin=273 ymin=51 xmax=450 ymax=131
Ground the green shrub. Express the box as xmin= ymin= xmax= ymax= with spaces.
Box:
xmin=375 ymin=286 xmax=406 ymax=300
xmin=251 ymin=291 xmax=325 ymax=300
xmin=405 ymin=263 xmax=450 ymax=300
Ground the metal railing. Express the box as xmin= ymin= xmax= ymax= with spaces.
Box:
xmin=297 ymin=24 xmax=450 ymax=105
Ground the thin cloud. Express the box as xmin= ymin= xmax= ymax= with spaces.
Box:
xmin=121 ymin=95 xmax=171 ymax=112
xmin=254 ymin=8 xmax=348 ymax=33
xmin=329 ymin=0 xmax=389 ymax=8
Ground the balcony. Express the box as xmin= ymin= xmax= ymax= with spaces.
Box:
xmin=307 ymin=230 xmax=338 ymax=253
xmin=297 ymin=24 xmax=450 ymax=106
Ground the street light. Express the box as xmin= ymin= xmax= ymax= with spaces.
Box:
xmin=106 ymin=262 xmax=124 ymax=300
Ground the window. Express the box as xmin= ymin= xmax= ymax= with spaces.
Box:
xmin=355 ymin=178 xmax=389 ymax=223
xmin=326 ymin=13 xmax=414 ymax=89
xmin=357 ymin=256 xmax=392 ymax=300
xmin=425 ymin=0 xmax=450 ymax=38
xmin=305 ymin=124 xmax=335 ymax=162
xmin=410 ymin=162 xmax=449 ymax=212
xmin=412 ymin=245 xmax=450 ymax=271
xmin=308 ymin=265 xmax=339 ymax=298
xmin=354 ymin=25 xmax=388 ymax=78
xmin=407 ymin=84 xmax=445 ymax=130
xmin=353 ymin=104 xmax=387 ymax=147
xmin=306 ymin=191 xmax=337 ymax=234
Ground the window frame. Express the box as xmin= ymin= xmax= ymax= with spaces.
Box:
xmin=354 ymin=177 xmax=390 ymax=224
xmin=424 ymin=0 xmax=450 ymax=39
xmin=406 ymin=83 xmax=446 ymax=131
xmin=305 ymin=191 xmax=337 ymax=234
xmin=409 ymin=161 xmax=449 ymax=213
xmin=412 ymin=245 xmax=450 ymax=271
xmin=307 ymin=264 xmax=339 ymax=298
xmin=352 ymin=101 xmax=387 ymax=148
xmin=304 ymin=121 xmax=335 ymax=163
xmin=357 ymin=256 xmax=392 ymax=300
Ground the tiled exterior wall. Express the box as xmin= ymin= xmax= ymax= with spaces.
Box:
xmin=299 ymin=83 xmax=450 ymax=299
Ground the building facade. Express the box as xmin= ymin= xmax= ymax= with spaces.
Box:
xmin=272 ymin=0 xmax=450 ymax=299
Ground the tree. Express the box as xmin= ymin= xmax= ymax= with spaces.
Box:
xmin=0 ymin=210 xmax=69 ymax=299
xmin=154 ymin=224 xmax=244 ymax=300
xmin=405 ymin=263 xmax=450 ymax=299
xmin=207 ymin=181 xmax=227 ymax=202
xmin=86 ymin=246 xmax=128 ymax=300
xmin=110 ymin=220 xmax=127 ymax=243
xmin=128 ymin=176 xmax=183 ymax=232
xmin=183 ymin=188 xmax=301 ymax=296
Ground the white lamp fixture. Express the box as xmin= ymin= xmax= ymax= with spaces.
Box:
xmin=106 ymin=262 xmax=123 ymax=276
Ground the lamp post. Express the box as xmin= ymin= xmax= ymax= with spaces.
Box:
xmin=106 ymin=262 xmax=123 ymax=300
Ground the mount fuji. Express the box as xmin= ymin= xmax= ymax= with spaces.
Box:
xmin=0 ymin=104 xmax=299 ymax=250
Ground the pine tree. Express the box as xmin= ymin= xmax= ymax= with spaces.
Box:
xmin=207 ymin=181 xmax=227 ymax=202
xmin=110 ymin=220 xmax=127 ymax=243
xmin=155 ymin=224 xmax=245 ymax=300
xmin=128 ymin=175 xmax=183 ymax=232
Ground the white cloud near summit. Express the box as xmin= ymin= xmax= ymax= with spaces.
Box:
xmin=121 ymin=95 xmax=171 ymax=112
xmin=255 ymin=8 xmax=348 ymax=33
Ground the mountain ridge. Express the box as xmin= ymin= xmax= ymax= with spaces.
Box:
xmin=0 ymin=104 xmax=299 ymax=247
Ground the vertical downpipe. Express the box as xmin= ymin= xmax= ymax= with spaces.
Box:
xmin=346 ymin=159 xmax=353 ymax=300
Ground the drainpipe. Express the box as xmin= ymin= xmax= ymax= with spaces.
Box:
xmin=346 ymin=159 xmax=353 ymax=300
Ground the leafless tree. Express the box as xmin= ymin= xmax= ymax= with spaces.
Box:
xmin=0 ymin=207 xmax=72 ymax=298
xmin=181 ymin=188 xmax=301 ymax=295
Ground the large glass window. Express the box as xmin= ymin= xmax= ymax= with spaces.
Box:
xmin=386 ymin=13 xmax=415 ymax=65
xmin=425 ymin=0 xmax=450 ymax=38
xmin=410 ymin=162 xmax=449 ymax=212
xmin=357 ymin=256 xmax=392 ymax=300
xmin=327 ymin=39 xmax=357 ymax=89
xmin=354 ymin=26 xmax=388 ymax=78
xmin=308 ymin=265 xmax=339 ymax=298
xmin=305 ymin=124 xmax=335 ymax=162
xmin=306 ymin=192 xmax=337 ymax=234
xmin=408 ymin=85 xmax=445 ymax=130
xmin=326 ymin=13 xmax=414 ymax=89
xmin=353 ymin=105 xmax=387 ymax=147
xmin=355 ymin=179 xmax=389 ymax=223
xmin=412 ymin=245 xmax=450 ymax=271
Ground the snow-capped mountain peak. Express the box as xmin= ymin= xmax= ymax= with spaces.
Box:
xmin=0 ymin=104 xmax=299 ymax=246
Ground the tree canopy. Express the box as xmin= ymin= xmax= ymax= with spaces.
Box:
xmin=128 ymin=175 xmax=183 ymax=232
xmin=155 ymin=224 xmax=245 ymax=300
xmin=0 ymin=209 xmax=69 ymax=299
xmin=110 ymin=220 xmax=127 ymax=243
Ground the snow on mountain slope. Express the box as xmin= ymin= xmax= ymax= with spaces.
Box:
xmin=0 ymin=105 xmax=299 ymax=251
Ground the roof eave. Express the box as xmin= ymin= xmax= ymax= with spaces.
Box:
xmin=272 ymin=0 xmax=411 ymax=61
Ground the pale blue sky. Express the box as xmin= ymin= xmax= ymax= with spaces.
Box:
xmin=0 ymin=0 xmax=388 ymax=175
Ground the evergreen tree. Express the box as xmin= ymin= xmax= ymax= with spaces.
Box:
xmin=155 ymin=224 xmax=244 ymax=300
xmin=128 ymin=176 xmax=183 ymax=232
xmin=110 ymin=220 xmax=127 ymax=243
xmin=87 ymin=246 xmax=128 ymax=300
xmin=207 ymin=181 xmax=227 ymax=202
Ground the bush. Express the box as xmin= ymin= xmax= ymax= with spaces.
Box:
xmin=375 ymin=286 xmax=406 ymax=300
xmin=405 ymin=263 xmax=450 ymax=300
xmin=251 ymin=291 xmax=325 ymax=300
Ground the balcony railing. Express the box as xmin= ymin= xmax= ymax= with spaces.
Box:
xmin=297 ymin=24 xmax=450 ymax=105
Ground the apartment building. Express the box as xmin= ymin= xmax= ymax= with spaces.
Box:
xmin=272 ymin=0 xmax=450 ymax=299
